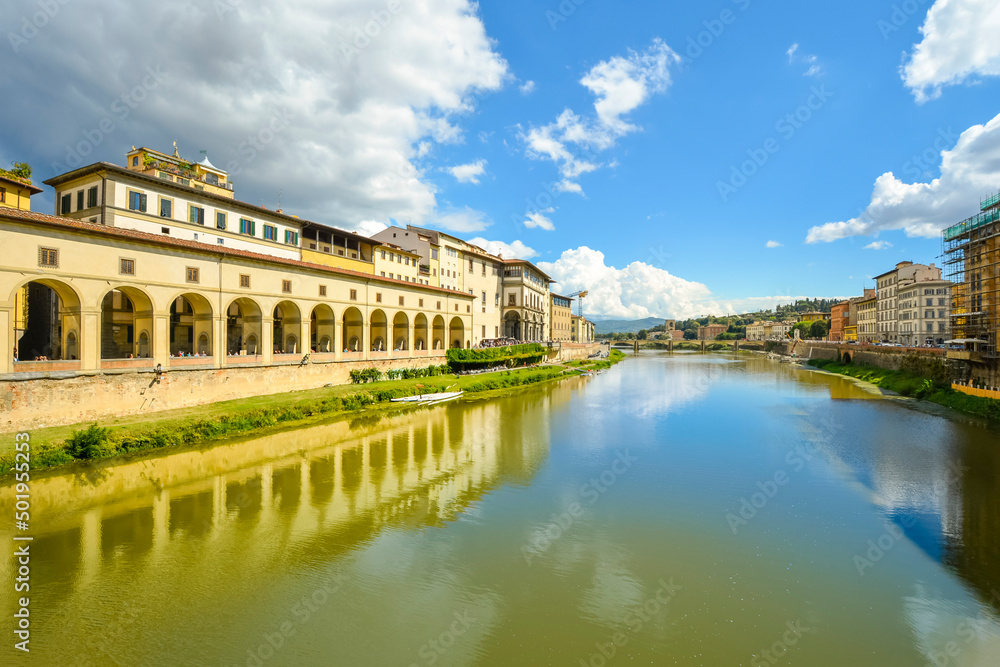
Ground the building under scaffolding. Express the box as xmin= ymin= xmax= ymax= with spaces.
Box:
xmin=943 ymin=191 xmax=1000 ymax=357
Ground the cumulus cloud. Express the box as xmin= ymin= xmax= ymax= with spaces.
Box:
xmin=351 ymin=220 xmax=389 ymax=238
xmin=523 ymin=211 xmax=555 ymax=231
xmin=519 ymin=80 xmax=536 ymax=95
xmin=8 ymin=0 xmax=508 ymax=229
xmin=805 ymin=113 xmax=1000 ymax=243
xmin=521 ymin=38 xmax=679 ymax=196
xmin=432 ymin=206 xmax=491 ymax=233
xmin=766 ymin=240 xmax=783 ymax=248
xmin=448 ymin=159 xmax=487 ymax=184
xmin=538 ymin=247 xmax=720 ymax=319
xmin=466 ymin=237 xmax=538 ymax=259
xmin=864 ymin=241 xmax=893 ymax=250
xmin=903 ymin=0 xmax=1000 ymax=102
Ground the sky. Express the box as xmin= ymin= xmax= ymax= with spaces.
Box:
xmin=2 ymin=0 xmax=1000 ymax=319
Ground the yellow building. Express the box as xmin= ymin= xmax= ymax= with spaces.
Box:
xmin=503 ymin=260 xmax=551 ymax=341
xmin=549 ymin=294 xmax=573 ymax=341
xmin=0 ymin=170 xmax=42 ymax=211
xmin=374 ymin=244 xmax=422 ymax=284
xmin=1 ymin=207 xmax=474 ymax=374
xmin=844 ymin=325 xmax=858 ymax=341
xmin=798 ymin=311 xmax=831 ymax=324
xmin=944 ymin=193 xmax=999 ymax=354
xmin=570 ymin=315 xmax=595 ymax=343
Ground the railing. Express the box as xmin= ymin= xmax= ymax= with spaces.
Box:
xmin=11 ymin=360 xmax=82 ymax=373
xmin=945 ymin=208 xmax=1000 ymax=241
xmin=100 ymin=358 xmax=156 ymax=370
xmin=953 ymin=382 xmax=1000 ymax=400
xmin=982 ymin=192 xmax=1000 ymax=211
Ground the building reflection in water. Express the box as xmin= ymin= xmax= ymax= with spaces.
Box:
xmin=0 ymin=379 xmax=578 ymax=660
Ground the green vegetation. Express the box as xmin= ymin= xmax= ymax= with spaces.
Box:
xmin=0 ymin=352 xmax=627 ymax=476
xmin=446 ymin=343 xmax=546 ymax=371
xmin=0 ymin=161 xmax=33 ymax=184
xmin=808 ymin=358 xmax=1000 ymax=422
xmin=349 ymin=364 xmax=450 ymax=383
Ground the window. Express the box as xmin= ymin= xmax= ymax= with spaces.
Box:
xmin=938 ymin=298 xmax=946 ymax=306
xmin=282 ymin=280 xmax=292 ymax=294
xmin=399 ymin=296 xmax=405 ymax=306
xmin=186 ymin=267 xmax=200 ymax=283
xmin=319 ymin=285 xmax=327 ymax=297
xmin=216 ymin=212 xmax=227 ymax=230
xmin=76 ymin=190 xmax=84 ymax=211
xmin=389 ymin=273 xmax=394 ymax=280
xmin=159 ymin=198 xmax=172 ymax=218
xmin=87 ymin=186 xmax=98 ymax=208
xmin=128 ymin=191 xmax=146 ymax=213
xmin=0 ymin=188 xmax=5 ymax=203
xmin=381 ymin=250 xmax=386 ymax=259
xmin=376 ymin=293 xmax=383 ymax=303
xmin=119 ymin=258 xmax=135 ymax=275
xmin=132 ymin=156 xmax=139 ymax=166
xmin=389 ymin=252 xmax=394 ymax=262
xmin=431 ymin=249 xmax=439 ymax=260
xmin=419 ymin=298 xmax=424 ymax=307
xmin=189 ymin=205 xmax=205 ymax=225
xmin=161 ymin=227 xmax=170 ymax=235
xmin=469 ymin=259 xmax=474 ymax=271
xmin=397 ymin=255 xmax=402 ymax=264
xmin=60 ymin=193 xmax=71 ymax=214
xmin=285 ymin=230 xmax=299 ymax=245
xmin=263 ymin=224 xmax=278 ymax=241
xmin=239 ymin=218 xmax=255 ymax=236
xmin=39 ymin=247 xmax=58 ymax=267
xmin=495 ymin=293 xmax=500 ymax=306
xmin=482 ymin=291 xmax=486 ymax=303
xmin=381 ymin=272 xmax=385 ymax=277
xmin=926 ymin=323 xmax=934 ymax=332
xmin=482 ymin=325 xmax=486 ymax=337
xmin=350 ymin=289 xmax=357 ymax=301
xmin=239 ymin=274 xmax=250 ymax=288
xmin=446 ymin=248 xmax=458 ymax=258
xmin=436 ymin=301 xmax=442 ymax=310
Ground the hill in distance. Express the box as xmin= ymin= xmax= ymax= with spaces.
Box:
xmin=593 ymin=317 xmax=665 ymax=335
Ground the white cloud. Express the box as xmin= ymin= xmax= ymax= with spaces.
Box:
xmin=448 ymin=159 xmax=487 ymax=184
xmin=16 ymin=0 xmax=508 ymax=230
xmin=766 ymin=240 xmax=783 ymax=248
xmin=903 ymin=0 xmax=1000 ymax=102
xmin=538 ymin=247 xmax=719 ymax=319
xmin=523 ymin=211 xmax=555 ymax=231
xmin=787 ymin=42 xmax=822 ymax=77
xmin=350 ymin=220 xmax=389 ymax=238
xmin=466 ymin=237 xmax=538 ymax=259
xmin=431 ymin=206 xmax=491 ymax=233
xmin=805 ymin=113 xmax=1000 ymax=243
xmin=521 ymin=38 xmax=679 ymax=196
xmin=864 ymin=241 xmax=893 ymax=250
xmin=519 ymin=80 xmax=536 ymax=95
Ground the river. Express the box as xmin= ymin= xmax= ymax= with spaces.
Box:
xmin=2 ymin=352 xmax=1000 ymax=666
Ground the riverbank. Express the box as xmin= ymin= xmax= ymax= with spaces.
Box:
xmin=0 ymin=350 xmax=625 ymax=476
xmin=806 ymin=358 xmax=1000 ymax=422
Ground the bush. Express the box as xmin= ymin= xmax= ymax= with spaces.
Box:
xmin=65 ymin=424 xmax=111 ymax=460
xmin=446 ymin=344 xmax=546 ymax=371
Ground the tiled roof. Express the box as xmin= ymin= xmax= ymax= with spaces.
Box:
xmin=0 ymin=207 xmax=473 ymax=298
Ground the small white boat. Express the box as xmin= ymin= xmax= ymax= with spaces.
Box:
xmin=391 ymin=391 xmax=464 ymax=405
xmin=390 ymin=395 xmax=426 ymax=403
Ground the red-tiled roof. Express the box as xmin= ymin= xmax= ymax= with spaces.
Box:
xmin=0 ymin=173 xmax=43 ymax=195
xmin=0 ymin=207 xmax=473 ymax=298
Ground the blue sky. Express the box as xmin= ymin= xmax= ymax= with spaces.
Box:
xmin=2 ymin=0 xmax=999 ymax=318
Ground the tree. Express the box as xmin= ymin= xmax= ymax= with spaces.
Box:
xmin=637 ymin=329 xmax=648 ymax=340
xmin=9 ymin=162 xmax=31 ymax=180
xmin=809 ymin=320 xmax=829 ymax=340
xmin=683 ymin=329 xmax=698 ymax=340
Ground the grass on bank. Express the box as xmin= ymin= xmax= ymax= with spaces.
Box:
xmin=807 ymin=358 xmax=1000 ymax=422
xmin=0 ymin=351 xmax=626 ymax=475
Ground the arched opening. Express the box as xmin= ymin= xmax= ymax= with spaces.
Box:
xmin=12 ymin=279 xmax=81 ymax=361
xmin=226 ymin=298 xmax=263 ymax=356
xmin=137 ymin=331 xmax=150 ymax=358
xmin=449 ymin=317 xmax=464 ymax=350
xmin=414 ymin=313 xmax=428 ymax=351
xmin=342 ymin=307 xmax=363 ymax=352
xmin=432 ymin=315 xmax=445 ymax=350
xmin=170 ymin=294 xmax=213 ymax=357
xmin=504 ymin=312 xmax=521 ymax=341
xmin=310 ymin=304 xmax=335 ymax=353
xmin=272 ymin=301 xmax=302 ymax=354
xmin=842 ymin=352 xmax=852 ymax=365
xmin=370 ymin=309 xmax=387 ymax=352
xmin=392 ymin=312 xmax=409 ymax=351
xmin=100 ymin=287 xmax=154 ymax=359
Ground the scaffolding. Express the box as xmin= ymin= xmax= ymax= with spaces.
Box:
xmin=943 ymin=191 xmax=1000 ymax=356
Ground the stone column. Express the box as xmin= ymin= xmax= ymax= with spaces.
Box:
xmin=0 ymin=305 xmax=11 ymax=374
xmin=80 ymin=307 xmax=102 ymax=371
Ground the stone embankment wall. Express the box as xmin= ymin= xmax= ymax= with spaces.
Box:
xmin=1 ymin=356 xmax=446 ymax=434
xmin=556 ymin=342 xmax=604 ymax=361
xmin=774 ymin=341 xmax=951 ymax=381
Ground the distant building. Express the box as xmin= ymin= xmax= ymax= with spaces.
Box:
xmin=829 ymin=302 xmax=850 ymax=341
xmin=698 ymin=323 xmax=727 ymax=340
xmin=550 ymin=293 xmax=573 ymax=341
xmin=798 ymin=311 xmax=831 ymax=324
xmin=856 ymin=293 xmax=878 ymax=344
xmin=0 ymin=170 xmax=42 ymax=211
xmin=846 ymin=289 xmax=876 ymax=343
xmin=664 ymin=319 xmax=676 ymax=331
xmin=570 ymin=315 xmax=594 ymax=342
xmin=875 ymin=261 xmax=942 ymax=343
xmin=898 ymin=279 xmax=952 ymax=346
